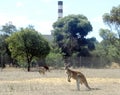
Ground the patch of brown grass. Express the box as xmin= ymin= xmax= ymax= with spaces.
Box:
xmin=0 ymin=68 xmax=120 ymax=95
xmin=0 ymin=77 xmax=120 ymax=84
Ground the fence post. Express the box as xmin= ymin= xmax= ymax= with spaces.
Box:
xmin=1 ymin=54 xmax=3 ymax=71
xmin=79 ymin=56 xmax=81 ymax=67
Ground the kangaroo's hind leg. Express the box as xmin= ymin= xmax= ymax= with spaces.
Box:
xmin=76 ymin=74 xmax=81 ymax=91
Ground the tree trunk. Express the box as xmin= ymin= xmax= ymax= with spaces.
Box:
xmin=27 ymin=62 xmax=31 ymax=72
xmin=26 ymin=55 xmax=33 ymax=72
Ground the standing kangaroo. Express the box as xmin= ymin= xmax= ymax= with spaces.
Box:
xmin=65 ymin=64 xmax=91 ymax=91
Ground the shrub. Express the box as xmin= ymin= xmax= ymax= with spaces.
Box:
xmin=46 ymin=52 xmax=64 ymax=68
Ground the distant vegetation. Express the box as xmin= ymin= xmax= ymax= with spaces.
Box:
xmin=43 ymin=35 xmax=53 ymax=42
xmin=0 ymin=5 xmax=120 ymax=70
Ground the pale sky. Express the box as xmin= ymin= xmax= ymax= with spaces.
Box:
xmin=0 ymin=0 xmax=120 ymax=41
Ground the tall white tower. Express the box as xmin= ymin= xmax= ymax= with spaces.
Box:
xmin=58 ymin=1 xmax=63 ymax=18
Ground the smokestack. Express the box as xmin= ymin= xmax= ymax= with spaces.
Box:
xmin=58 ymin=1 xmax=63 ymax=18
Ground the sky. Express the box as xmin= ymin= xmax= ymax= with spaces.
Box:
xmin=0 ymin=0 xmax=120 ymax=41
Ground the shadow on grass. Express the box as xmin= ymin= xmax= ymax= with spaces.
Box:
xmin=70 ymin=87 xmax=101 ymax=92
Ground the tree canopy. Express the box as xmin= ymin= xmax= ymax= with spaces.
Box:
xmin=103 ymin=5 xmax=120 ymax=38
xmin=0 ymin=22 xmax=17 ymax=68
xmin=52 ymin=14 xmax=95 ymax=58
xmin=95 ymin=5 xmax=120 ymax=66
xmin=6 ymin=26 xmax=50 ymax=71
xmin=0 ymin=22 xmax=17 ymax=36
xmin=99 ymin=28 xmax=117 ymax=42
xmin=0 ymin=22 xmax=17 ymax=55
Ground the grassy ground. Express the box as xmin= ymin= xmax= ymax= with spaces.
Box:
xmin=0 ymin=67 xmax=120 ymax=95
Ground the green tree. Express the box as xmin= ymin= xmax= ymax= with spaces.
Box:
xmin=6 ymin=26 xmax=50 ymax=71
xmin=99 ymin=28 xmax=117 ymax=56
xmin=0 ymin=35 xmax=7 ymax=68
xmin=102 ymin=5 xmax=120 ymax=64
xmin=0 ymin=22 xmax=17 ymax=67
xmin=52 ymin=14 xmax=95 ymax=59
xmin=99 ymin=28 xmax=117 ymax=44
xmin=0 ymin=22 xmax=17 ymax=55
xmin=94 ymin=28 xmax=120 ymax=66
xmin=103 ymin=5 xmax=120 ymax=38
xmin=0 ymin=22 xmax=17 ymax=36
xmin=0 ymin=35 xmax=6 ymax=54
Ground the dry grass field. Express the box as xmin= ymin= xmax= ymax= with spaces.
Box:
xmin=0 ymin=67 xmax=120 ymax=95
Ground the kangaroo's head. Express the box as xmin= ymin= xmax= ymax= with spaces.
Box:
xmin=64 ymin=63 xmax=71 ymax=70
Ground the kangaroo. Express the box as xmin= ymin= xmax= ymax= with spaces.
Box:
xmin=65 ymin=64 xmax=91 ymax=91
xmin=38 ymin=65 xmax=50 ymax=74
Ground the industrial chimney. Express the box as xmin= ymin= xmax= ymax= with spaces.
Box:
xmin=58 ymin=1 xmax=63 ymax=18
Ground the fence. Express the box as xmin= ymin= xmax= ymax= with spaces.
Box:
xmin=0 ymin=55 xmax=120 ymax=68
xmin=63 ymin=56 xmax=110 ymax=68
